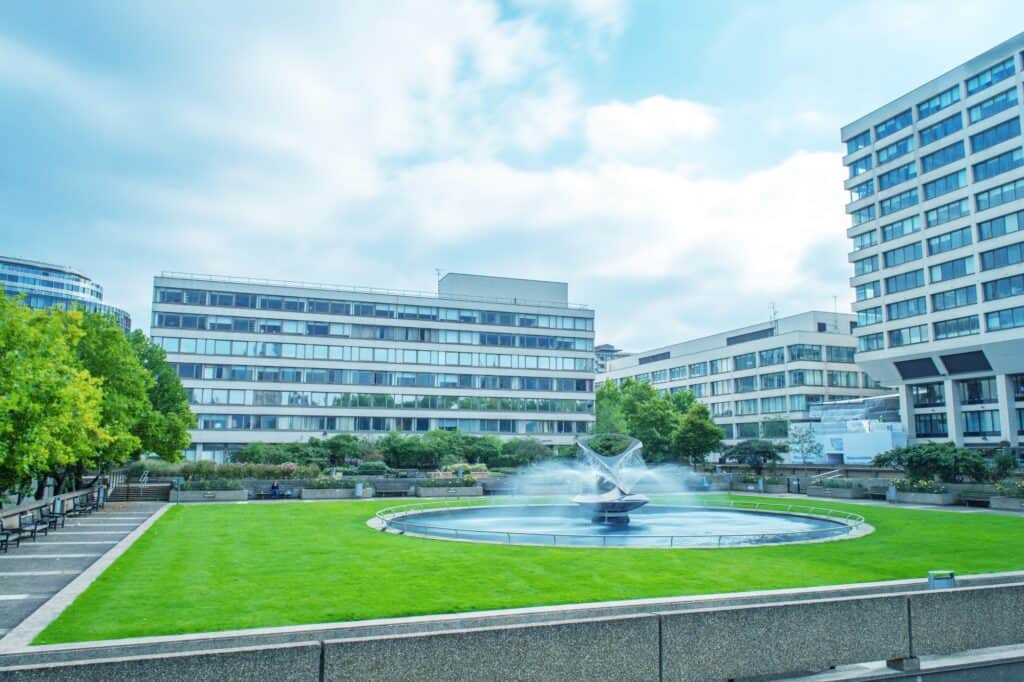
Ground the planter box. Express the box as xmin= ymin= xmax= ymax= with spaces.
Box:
xmin=300 ymin=487 xmax=374 ymax=500
xmin=990 ymin=496 xmax=1024 ymax=511
xmin=177 ymin=489 xmax=247 ymax=503
xmin=894 ymin=491 xmax=957 ymax=505
xmin=763 ymin=483 xmax=788 ymax=494
xmin=807 ymin=486 xmax=866 ymax=499
xmin=415 ymin=485 xmax=484 ymax=498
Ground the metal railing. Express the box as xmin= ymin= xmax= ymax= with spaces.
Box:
xmin=375 ymin=498 xmax=865 ymax=548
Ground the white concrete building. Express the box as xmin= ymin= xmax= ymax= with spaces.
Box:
xmin=150 ymin=272 xmax=595 ymax=461
xmin=597 ymin=311 xmax=890 ymax=448
xmin=843 ymin=33 xmax=1024 ymax=448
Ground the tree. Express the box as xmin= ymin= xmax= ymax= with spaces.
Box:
xmin=594 ymin=381 xmax=626 ymax=434
xmin=378 ymin=432 xmax=429 ymax=469
xmin=721 ymin=439 xmax=788 ymax=475
xmin=129 ymin=331 xmax=194 ymax=461
xmin=788 ymin=424 xmax=823 ymax=465
xmin=619 ymin=380 xmax=681 ymax=462
xmin=668 ymin=389 xmax=697 ymax=414
xmin=0 ymin=299 xmax=109 ymax=497
xmin=873 ymin=442 xmax=989 ymax=483
xmin=672 ymin=403 xmax=724 ymax=467
xmin=496 ymin=438 xmax=550 ymax=467
xmin=463 ymin=435 xmax=503 ymax=466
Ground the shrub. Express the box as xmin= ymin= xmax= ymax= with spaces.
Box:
xmin=441 ymin=462 xmax=489 ymax=473
xmin=585 ymin=433 xmax=633 ymax=456
xmin=893 ymin=478 xmax=947 ymax=494
xmin=179 ymin=479 xmax=243 ymax=491
xmin=179 ymin=462 xmax=320 ymax=481
xmin=875 ymin=443 xmax=989 ymax=483
xmin=992 ymin=449 xmax=1018 ymax=480
xmin=995 ymin=480 xmax=1024 ymax=498
xmin=303 ymin=478 xmax=357 ymax=489
xmin=355 ymin=461 xmax=391 ymax=476
xmin=416 ymin=477 xmax=477 ymax=488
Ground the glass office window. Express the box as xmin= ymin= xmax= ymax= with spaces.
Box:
xmin=927 ymin=226 xmax=972 ymax=256
xmin=733 ymin=352 xmax=756 ymax=370
xmin=758 ymin=347 xmax=785 ymax=366
xmin=932 ymin=285 xmax=977 ymax=311
xmin=918 ymin=85 xmax=961 ymax=119
xmin=962 ymin=410 xmax=1000 ymax=437
xmin=976 ymin=178 xmax=1024 ymax=212
xmin=978 ymin=209 xmax=1024 ymax=241
xmin=880 ymin=189 xmax=919 ymax=216
xmin=848 ymin=155 xmax=873 ymax=178
xmin=980 ymin=241 xmax=1024 ymax=271
xmin=852 ymin=230 xmax=878 ymax=251
xmin=919 ymin=112 xmax=963 ymax=147
xmin=888 ymin=324 xmax=929 ymax=347
xmin=760 ymin=372 xmax=786 ymax=390
xmin=846 ymin=130 xmax=871 ymax=154
xmin=986 ymin=305 xmax=1024 ymax=331
xmin=923 ymin=169 xmax=967 ymax=201
xmin=826 ymin=346 xmax=856 ymax=363
xmin=929 ymin=256 xmax=975 ymax=283
xmin=855 ymin=281 xmax=881 ymax=301
xmin=883 ymin=242 xmax=922 ymax=268
xmin=786 ymin=344 xmax=822 ymax=362
xmin=875 ymin=110 xmax=913 ymax=140
xmin=919 ymin=141 xmax=965 ymax=174
xmin=965 ymin=57 xmax=1015 ymax=96
xmin=886 ymin=296 xmax=927 ymax=321
xmin=933 ymin=315 xmax=980 ymax=340
xmin=983 ymin=274 xmax=1024 ymax=301
xmin=851 ymin=205 xmax=876 ymax=226
xmin=857 ymin=307 xmax=882 ymax=326
xmin=876 ymin=136 xmax=914 ymax=165
xmin=878 ymin=162 xmax=917 ymax=191
xmin=957 ymin=377 xmax=997 ymax=404
xmin=881 ymin=215 xmax=921 ymax=242
xmin=972 ymin=148 xmax=1024 ymax=182
xmin=970 ymin=117 xmax=1021 ymax=153
xmin=858 ymin=333 xmax=884 ymax=352
xmin=885 ymin=269 xmax=925 ymax=294
xmin=849 ymin=179 xmax=875 ymax=202
xmin=915 ymin=413 xmax=948 ymax=437
xmin=911 ymin=382 xmax=946 ymax=407
xmin=925 ymin=198 xmax=969 ymax=228
xmin=968 ymin=87 xmax=1018 ymax=124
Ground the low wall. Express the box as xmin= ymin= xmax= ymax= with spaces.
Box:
xmin=300 ymin=488 xmax=374 ymax=500
xmin=414 ymin=486 xmax=483 ymax=498
xmin=894 ymin=491 xmax=958 ymax=505
xmin=991 ymin=496 xmax=1024 ymax=511
xmin=807 ymin=486 xmax=866 ymax=499
xmin=177 ymin=490 xmax=248 ymax=503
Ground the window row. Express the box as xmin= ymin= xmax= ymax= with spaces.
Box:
xmin=154 ymin=287 xmax=594 ymax=331
xmin=154 ymin=337 xmax=594 ymax=371
xmin=195 ymin=414 xmax=592 ymax=435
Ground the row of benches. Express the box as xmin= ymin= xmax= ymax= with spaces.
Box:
xmin=0 ymin=492 xmax=103 ymax=553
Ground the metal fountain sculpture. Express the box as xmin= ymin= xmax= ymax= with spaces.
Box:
xmin=572 ymin=434 xmax=650 ymax=524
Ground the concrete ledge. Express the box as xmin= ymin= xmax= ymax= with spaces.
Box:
xmin=660 ymin=594 xmax=910 ymax=680
xmin=0 ymin=641 xmax=320 ymax=681
xmin=177 ymin=490 xmax=247 ymax=502
xmin=323 ymin=614 xmax=659 ymax=681
xmin=910 ymin=583 xmax=1024 ymax=657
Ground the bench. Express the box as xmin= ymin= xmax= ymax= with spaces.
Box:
xmin=253 ymin=488 xmax=296 ymax=500
xmin=18 ymin=512 xmax=48 ymax=541
xmin=0 ymin=519 xmax=21 ymax=553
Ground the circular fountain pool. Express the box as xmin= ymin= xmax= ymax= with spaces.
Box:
xmin=378 ymin=503 xmax=865 ymax=548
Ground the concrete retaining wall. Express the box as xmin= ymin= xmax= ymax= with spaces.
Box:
xmin=414 ymin=486 xmax=483 ymax=497
xmin=990 ymin=496 xmax=1024 ymax=511
xmin=910 ymin=583 xmax=1024 ymax=657
xmin=177 ymin=490 xmax=248 ymax=502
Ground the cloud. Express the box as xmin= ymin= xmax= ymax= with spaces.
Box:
xmin=584 ymin=96 xmax=718 ymax=161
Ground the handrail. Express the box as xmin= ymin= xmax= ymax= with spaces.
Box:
xmin=810 ymin=469 xmax=843 ymax=483
xmin=375 ymin=498 xmax=865 ymax=547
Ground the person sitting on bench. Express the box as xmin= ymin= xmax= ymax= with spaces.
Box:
xmin=271 ymin=481 xmax=280 ymax=498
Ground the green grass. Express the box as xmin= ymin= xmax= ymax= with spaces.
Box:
xmin=36 ymin=496 xmax=1024 ymax=643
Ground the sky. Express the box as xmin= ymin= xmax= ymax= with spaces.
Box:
xmin=2 ymin=1 xmax=1023 ymax=350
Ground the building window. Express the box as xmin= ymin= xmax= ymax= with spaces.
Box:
xmin=827 ymin=371 xmax=859 ymax=388
xmin=965 ymin=56 xmax=1016 ymax=96
xmin=986 ymin=305 xmax=1024 ymax=331
xmin=880 ymin=188 xmax=919 ymax=216
xmin=856 ymin=281 xmax=881 ymax=301
xmin=851 ymin=205 xmax=876 ymax=227
xmin=933 ymin=315 xmax=980 ymax=340
xmin=857 ymin=307 xmax=883 ymax=326
xmin=929 ymin=256 xmax=974 ymax=283
xmin=709 ymin=358 xmax=730 ymax=374
xmin=886 ymin=296 xmax=927 ymax=321
xmin=888 ymin=324 xmax=929 ymax=347
xmin=927 ymin=226 xmax=972 ymax=256
xmin=854 ymin=255 xmax=879 ymax=276
xmin=848 ymin=155 xmax=873 ymax=178
xmin=688 ymin=361 xmax=708 ymax=377
xmin=883 ymin=242 xmax=923 ymax=268
xmin=915 ymin=413 xmax=949 ymax=438
xmin=651 ymin=369 xmax=668 ymax=383
xmin=962 ymin=410 xmax=1000 ymax=437
xmin=858 ymin=333 xmax=884 ymax=352
xmin=733 ymin=352 xmax=756 ymax=370
xmin=711 ymin=401 xmax=733 ymax=418
xmin=789 ymin=369 xmax=823 ymax=386
xmin=669 ymin=366 xmax=686 ymax=380
xmin=878 ymin=162 xmax=917 ymax=191
xmin=972 ymin=147 xmax=1024 ymax=183
xmin=852 ymin=230 xmax=878 ymax=251
xmin=734 ymin=376 xmax=757 ymax=394
xmin=846 ymin=130 xmax=871 ymax=154
xmin=736 ymin=422 xmax=759 ymax=438
xmin=826 ymin=346 xmax=856 ymax=363
xmin=919 ymin=112 xmax=963 ymax=147
xmin=924 ymin=198 xmax=969 ymax=228
xmin=968 ymin=87 xmax=1019 ymax=125
xmin=976 ymin=178 xmax=1024 ymax=212
xmin=980 ymin=241 xmax=1024 ymax=271
xmin=1011 ymin=374 xmax=1024 ymax=401
xmin=885 ymin=269 xmax=925 ymax=294
xmin=970 ymin=117 xmax=1021 ymax=154
xmin=735 ymin=398 xmax=758 ymax=416
xmin=918 ymin=84 xmax=961 ymax=119
xmin=787 ymin=344 xmax=822 ymax=362
xmin=923 ymin=169 xmax=967 ymax=201
xmin=920 ymin=141 xmax=965 ymax=174
xmin=932 ymin=285 xmax=977 ymax=311
xmin=688 ymin=383 xmax=706 ymax=398
xmin=875 ymin=109 xmax=913 ymax=140
xmin=711 ymin=380 xmax=731 ymax=396
xmin=850 ymin=179 xmax=875 ymax=203
xmin=760 ymin=372 xmax=786 ymax=390
xmin=760 ymin=397 xmax=787 ymax=414
xmin=758 ymin=347 xmax=785 ymax=366
xmin=957 ymin=377 xmax=997 ymax=405
xmin=880 ymin=216 xmax=921 ymax=242
xmin=790 ymin=394 xmax=824 ymax=413
xmin=911 ymin=382 xmax=946 ymax=407
xmin=978 ymin=209 xmax=1024 ymax=241
xmin=983 ymin=274 xmax=1024 ymax=302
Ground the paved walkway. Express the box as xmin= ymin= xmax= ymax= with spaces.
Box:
xmin=0 ymin=502 xmax=165 ymax=640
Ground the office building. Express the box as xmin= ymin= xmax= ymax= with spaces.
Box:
xmin=802 ymin=395 xmax=906 ymax=465
xmin=150 ymin=272 xmax=595 ymax=461
xmin=595 ymin=343 xmax=630 ymax=373
xmin=597 ymin=311 xmax=889 ymax=448
xmin=843 ymin=33 xmax=1024 ymax=448
xmin=0 ymin=255 xmax=131 ymax=331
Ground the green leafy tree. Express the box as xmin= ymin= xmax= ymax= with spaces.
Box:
xmin=594 ymin=381 xmax=627 ymax=434
xmin=377 ymin=432 xmax=429 ymax=469
xmin=668 ymin=389 xmax=697 ymax=414
xmin=0 ymin=300 xmax=109 ymax=496
xmin=721 ymin=439 xmax=788 ymax=475
xmin=496 ymin=438 xmax=550 ymax=467
xmin=585 ymin=433 xmax=633 ymax=456
xmin=671 ymin=403 xmax=724 ymax=467
xmin=619 ymin=380 xmax=681 ymax=462
xmin=129 ymin=331 xmax=194 ymax=461
xmin=874 ymin=442 xmax=989 ymax=483
xmin=463 ymin=435 xmax=503 ymax=466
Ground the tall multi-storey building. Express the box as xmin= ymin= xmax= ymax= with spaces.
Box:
xmin=150 ymin=272 xmax=595 ymax=461
xmin=594 ymin=343 xmax=630 ymax=373
xmin=0 ymin=255 xmax=131 ymax=331
xmin=597 ymin=311 xmax=889 ymax=449
xmin=843 ymin=33 xmax=1024 ymax=448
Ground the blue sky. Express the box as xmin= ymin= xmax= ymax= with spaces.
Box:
xmin=2 ymin=1 xmax=1023 ymax=349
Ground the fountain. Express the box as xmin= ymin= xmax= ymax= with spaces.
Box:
xmin=572 ymin=434 xmax=650 ymax=524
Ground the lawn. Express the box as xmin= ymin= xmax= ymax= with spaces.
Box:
xmin=36 ymin=495 xmax=1024 ymax=643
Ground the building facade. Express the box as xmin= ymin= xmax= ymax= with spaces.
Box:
xmin=597 ymin=311 xmax=889 ymax=449
xmin=0 ymin=255 xmax=131 ymax=331
xmin=150 ymin=272 xmax=595 ymax=461
xmin=594 ymin=343 xmax=630 ymax=373
xmin=802 ymin=395 xmax=906 ymax=466
xmin=843 ymin=33 xmax=1024 ymax=448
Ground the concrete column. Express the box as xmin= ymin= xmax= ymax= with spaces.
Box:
xmin=898 ymin=385 xmax=916 ymax=440
xmin=943 ymin=378 xmax=963 ymax=446
xmin=995 ymin=374 xmax=1018 ymax=447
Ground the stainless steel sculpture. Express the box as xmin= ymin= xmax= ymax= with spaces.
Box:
xmin=572 ymin=434 xmax=650 ymax=523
